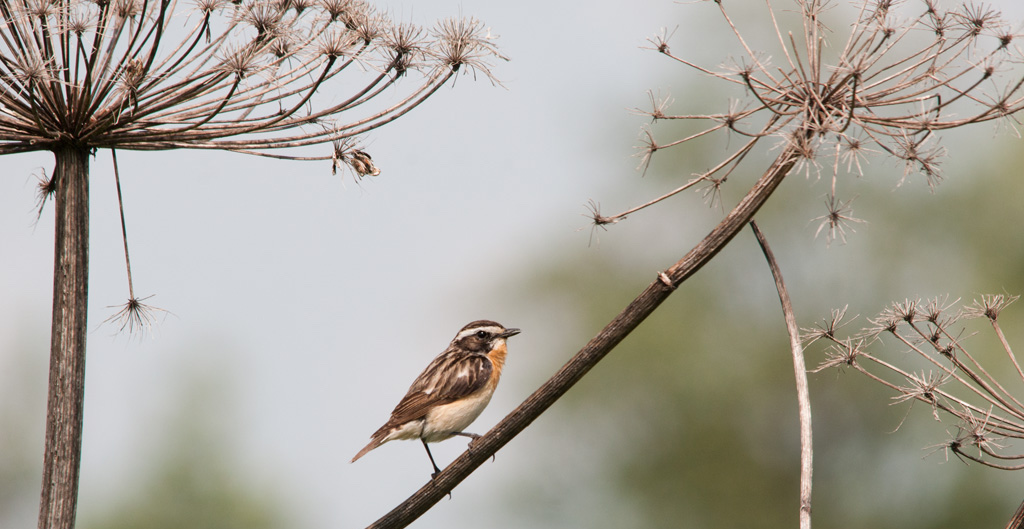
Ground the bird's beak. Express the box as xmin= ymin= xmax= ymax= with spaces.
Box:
xmin=501 ymin=328 xmax=521 ymax=338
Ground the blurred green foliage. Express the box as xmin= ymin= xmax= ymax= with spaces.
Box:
xmin=495 ymin=121 xmax=1024 ymax=527
xmin=80 ymin=458 xmax=287 ymax=529
xmin=77 ymin=373 xmax=291 ymax=529
xmin=0 ymin=345 xmax=293 ymax=529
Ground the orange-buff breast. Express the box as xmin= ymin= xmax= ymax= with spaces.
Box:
xmin=485 ymin=341 xmax=508 ymax=391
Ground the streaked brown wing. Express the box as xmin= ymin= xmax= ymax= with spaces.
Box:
xmin=385 ymin=352 xmax=492 ymax=427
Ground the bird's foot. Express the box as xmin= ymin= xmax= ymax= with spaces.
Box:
xmin=429 ymin=471 xmax=452 ymax=499
xmin=454 ymin=431 xmax=483 ymax=451
xmin=463 ymin=435 xmax=496 ymax=463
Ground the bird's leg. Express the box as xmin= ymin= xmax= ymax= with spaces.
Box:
xmin=453 ymin=431 xmax=482 ymax=451
xmin=453 ymin=431 xmax=494 ymax=462
xmin=421 ymin=439 xmax=442 ymax=478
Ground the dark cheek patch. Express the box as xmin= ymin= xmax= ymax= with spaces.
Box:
xmin=459 ymin=337 xmax=488 ymax=352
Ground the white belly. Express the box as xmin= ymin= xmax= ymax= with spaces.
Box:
xmin=421 ymin=390 xmax=494 ymax=442
xmin=380 ymin=389 xmax=496 ymax=445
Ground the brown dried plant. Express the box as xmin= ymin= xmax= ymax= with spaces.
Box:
xmin=807 ymin=294 xmax=1024 ymax=470
xmin=0 ymin=1 xmax=505 ymax=528
xmin=0 ymin=0 xmax=503 ymax=160
xmin=590 ymin=0 xmax=1024 ymax=246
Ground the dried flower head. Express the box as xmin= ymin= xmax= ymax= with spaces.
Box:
xmin=102 ymin=295 xmax=169 ymax=339
xmin=590 ymin=0 xmax=1024 ymax=242
xmin=347 ymin=149 xmax=380 ymax=177
xmin=811 ymin=194 xmax=865 ymax=246
xmin=431 ymin=17 xmax=508 ymax=83
xmin=330 ymin=139 xmax=378 ymax=178
xmin=809 ymin=295 xmax=1024 ymax=470
xmin=962 ymin=294 xmax=1019 ymax=322
xmin=800 ymin=305 xmax=853 ymax=344
xmin=0 ymin=0 xmax=504 ymax=157
xmin=33 ymin=168 xmax=57 ymax=220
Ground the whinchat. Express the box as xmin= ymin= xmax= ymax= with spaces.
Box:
xmin=351 ymin=320 xmax=520 ymax=477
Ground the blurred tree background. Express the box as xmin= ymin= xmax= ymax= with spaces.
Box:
xmin=480 ymin=1 xmax=1024 ymax=525
xmin=491 ymin=116 xmax=1024 ymax=529
xmin=76 ymin=367 xmax=293 ymax=529
xmin=0 ymin=337 xmax=294 ymax=529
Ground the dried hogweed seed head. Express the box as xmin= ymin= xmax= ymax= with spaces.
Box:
xmin=320 ymin=28 xmax=359 ymax=58
xmin=812 ymin=194 xmax=865 ymax=246
xmin=348 ymin=149 xmax=380 ymax=177
xmin=593 ymin=0 xmax=1024 ymax=242
xmin=15 ymin=55 xmax=54 ymax=85
xmin=962 ymin=294 xmax=1019 ymax=321
xmin=195 ymin=0 xmax=224 ymax=14
xmin=800 ymin=305 xmax=852 ymax=345
xmin=811 ymin=338 xmax=865 ymax=372
xmin=810 ymin=295 xmax=1024 ymax=470
xmin=67 ymin=13 xmax=93 ymax=37
xmin=269 ymin=32 xmax=294 ymax=58
xmin=383 ymin=22 xmax=423 ymax=75
xmin=217 ymin=44 xmax=262 ymax=78
xmin=120 ymin=58 xmax=146 ymax=89
xmin=34 ymin=169 xmax=57 ymax=218
xmin=245 ymin=2 xmax=284 ymax=39
xmin=114 ymin=0 xmax=139 ymax=18
xmin=0 ymin=0 xmax=504 ymax=160
xmin=923 ymin=296 xmax=958 ymax=325
xmin=953 ymin=1 xmax=1003 ymax=37
xmin=433 ymin=16 xmax=506 ymax=81
xmin=289 ymin=0 xmax=313 ymax=14
xmin=102 ymin=295 xmax=169 ymax=339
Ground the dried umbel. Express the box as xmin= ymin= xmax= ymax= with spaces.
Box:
xmin=807 ymin=295 xmax=1024 ymax=470
xmin=0 ymin=0 xmax=505 ymax=166
xmin=593 ymin=0 xmax=1024 ymax=244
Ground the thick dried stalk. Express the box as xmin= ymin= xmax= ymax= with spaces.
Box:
xmin=1006 ymin=498 xmax=1024 ymax=529
xmin=38 ymin=146 xmax=90 ymax=529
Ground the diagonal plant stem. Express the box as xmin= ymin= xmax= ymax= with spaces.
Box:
xmin=1006 ymin=498 xmax=1024 ymax=529
xmin=365 ymin=142 xmax=803 ymax=529
xmin=749 ymin=220 xmax=813 ymax=529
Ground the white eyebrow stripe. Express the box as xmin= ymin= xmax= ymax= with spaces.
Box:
xmin=454 ymin=326 xmax=505 ymax=341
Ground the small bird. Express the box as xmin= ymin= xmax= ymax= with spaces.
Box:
xmin=351 ymin=320 xmax=520 ymax=477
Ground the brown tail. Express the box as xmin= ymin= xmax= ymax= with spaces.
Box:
xmin=351 ymin=431 xmax=388 ymax=463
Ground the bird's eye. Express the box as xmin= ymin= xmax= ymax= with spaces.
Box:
xmin=475 ymin=330 xmax=488 ymax=339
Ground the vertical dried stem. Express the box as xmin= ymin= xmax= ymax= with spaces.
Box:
xmin=750 ymin=220 xmax=813 ymax=529
xmin=39 ymin=145 xmax=90 ymax=529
